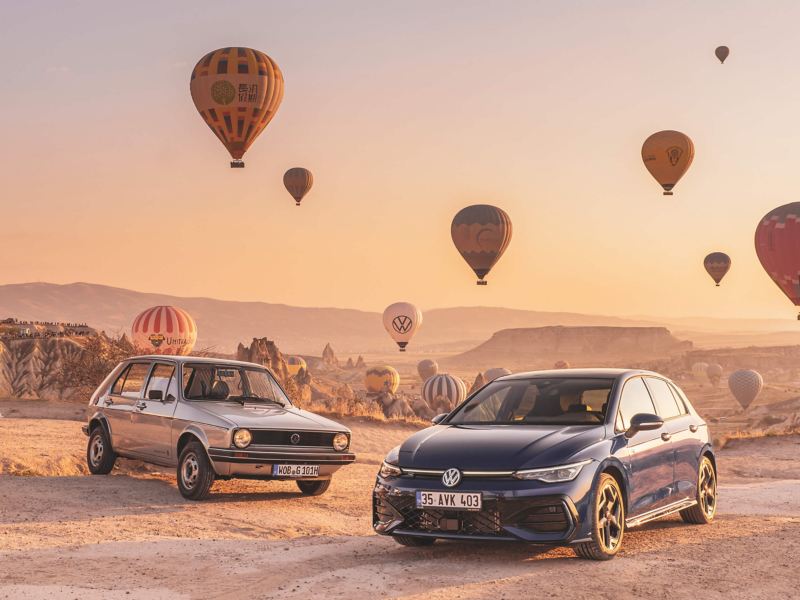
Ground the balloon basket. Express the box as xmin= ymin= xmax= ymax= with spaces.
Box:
xmin=662 ymin=191 xmax=673 ymax=196
xmin=230 ymin=160 xmax=245 ymax=168
xmin=476 ymin=280 xmax=488 ymax=286
xmin=295 ymin=201 xmax=301 ymax=206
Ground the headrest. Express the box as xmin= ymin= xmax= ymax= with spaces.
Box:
xmin=209 ymin=380 xmax=230 ymax=400
xmin=567 ymin=403 xmax=589 ymax=413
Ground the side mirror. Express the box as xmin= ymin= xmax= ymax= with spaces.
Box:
xmin=625 ymin=413 xmax=664 ymax=438
xmin=431 ymin=413 xmax=448 ymax=425
xmin=148 ymin=389 xmax=164 ymax=402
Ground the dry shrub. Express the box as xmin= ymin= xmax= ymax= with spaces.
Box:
xmin=57 ymin=334 xmax=137 ymax=399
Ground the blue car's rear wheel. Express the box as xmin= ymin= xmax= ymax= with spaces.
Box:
xmin=680 ymin=456 xmax=717 ymax=525
xmin=575 ymin=473 xmax=625 ymax=560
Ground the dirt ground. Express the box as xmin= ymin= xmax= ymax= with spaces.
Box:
xmin=0 ymin=407 xmax=799 ymax=599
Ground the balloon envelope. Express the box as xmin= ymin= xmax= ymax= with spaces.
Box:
xmin=283 ymin=167 xmax=313 ymax=206
xmin=483 ymin=367 xmax=512 ymax=381
xmin=715 ymin=46 xmax=730 ymax=63
xmin=691 ymin=362 xmax=709 ymax=381
xmin=641 ymin=130 xmax=694 ymax=195
xmin=423 ymin=373 xmax=467 ymax=412
xmin=286 ymin=356 xmax=307 ymax=376
xmin=728 ymin=369 xmax=763 ymax=409
xmin=553 ymin=360 xmax=570 ymax=370
xmin=417 ymin=359 xmax=439 ymax=381
xmin=704 ymin=252 xmax=731 ymax=286
xmin=382 ymin=302 xmax=422 ymax=351
xmin=706 ymin=363 xmax=723 ymax=385
xmin=365 ymin=366 xmax=400 ymax=394
xmin=451 ymin=205 xmax=512 ymax=285
xmin=754 ymin=202 xmax=800 ymax=312
xmin=190 ymin=47 xmax=284 ymax=167
xmin=132 ymin=306 xmax=197 ymax=355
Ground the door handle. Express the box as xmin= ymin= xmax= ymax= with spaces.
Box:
xmin=689 ymin=424 xmax=698 ymax=433
xmin=135 ymin=401 xmax=147 ymax=411
xmin=661 ymin=432 xmax=672 ymax=441
xmin=104 ymin=398 xmax=114 ymax=406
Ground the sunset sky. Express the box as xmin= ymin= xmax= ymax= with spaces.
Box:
xmin=2 ymin=1 xmax=800 ymax=320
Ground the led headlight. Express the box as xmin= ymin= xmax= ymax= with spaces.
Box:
xmin=233 ymin=428 xmax=252 ymax=449
xmin=513 ymin=459 xmax=592 ymax=483
xmin=333 ymin=432 xmax=349 ymax=452
xmin=379 ymin=461 xmax=403 ymax=478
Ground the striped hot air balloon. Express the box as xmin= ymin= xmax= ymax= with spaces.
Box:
xmin=728 ymin=369 xmax=763 ymax=409
xmin=451 ymin=205 xmax=512 ymax=285
xmin=190 ymin=47 xmax=284 ymax=168
xmin=286 ymin=356 xmax=307 ymax=376
xmin=283 ymin=167 xmax=314 ymax=206
xmin=131 ymin=306 xmax=197 ymax=356
xmin=704 ymin=252 xmax=731 ymax=286
xmin=365 ymin=366 xmax=400 ymax=394
xmin=422 ymin=373 xmax=467 ymax=413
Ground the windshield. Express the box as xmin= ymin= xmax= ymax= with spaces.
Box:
xmin=182 ymin=363 xmax=290 ymax=406
xmin=448 ymin=377 xmax=614 ymax=425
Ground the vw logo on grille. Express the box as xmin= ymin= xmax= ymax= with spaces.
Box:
xmin=290 ymin=433 xmax=301 ymax=445
xmin=442 ymin=468 xmax=461 ymax=488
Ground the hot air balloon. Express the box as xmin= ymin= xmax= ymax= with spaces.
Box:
xmin=283 ymin=167 xmax=313 ymax=206
xmin=691 ymin=362 xmax=709 ymax=382
xmin=365 ymin=366 xmax=400 ymax=394
xmin=704 ymin=252 xmax=731 ymax=286
xmin=131 ymin=306 xmax=197 ymax=356
xmin=417 ymin=359 xmax=439 ymax=381
xmin=641 ymin=131 xmax=694 ymax=195
xmin=728 ymin=369 xmax=763 ymax=409
xmin=382 ymin=302 xmax=422 ymax=351
xmin=754 ymin=202 xmax=800 ymax=318
xmin=422 ymin=373 xmax=467 ymax=413
xmin=483 ymin=367 xmax=512 ymax=381
xmin=451 ymin=205 xmax=512 ymax=285
xmin=715 ymin=46 xmax=730 ymax=64
xmin=190 ymin=47 xmax=284 ymax=168
xmin=554 ymin=360 xmax=570 ymax=370
xmin=707 ymin=363 xmax=723 ymax=386
xmin=286 ymin=356 xmax=307 ymax=376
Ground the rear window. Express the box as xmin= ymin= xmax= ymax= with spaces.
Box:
xmin=645 ymin=377 xmax=683 ymax=419
xmin=118 ymin=363 xmax=151 ymax=398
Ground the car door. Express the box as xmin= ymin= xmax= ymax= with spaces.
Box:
xmin=616 ymin=376 xmax=675 ymax=517
xmin=130 ymin=361 xmax=180 ymax=463
xmin=666 ymin=381 xmax=702 ymax=501
xmin=104 ymin=362 xmax=152 ymax=455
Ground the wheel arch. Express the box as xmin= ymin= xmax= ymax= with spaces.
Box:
xmin=597 ymin=459 xmax=629 ymax=513
xmin=88 ymin=414 xmax=111 ymax=438
xmin=177 ymin=428 xmax=207 ymax=456
xmin=700 ymin=443 xmax=716 ymax=472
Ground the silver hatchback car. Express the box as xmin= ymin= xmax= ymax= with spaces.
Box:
xmin=83 ymin=355 xmax=356 ymax=500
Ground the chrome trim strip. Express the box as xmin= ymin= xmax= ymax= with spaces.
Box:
xmin=626 ymin=498 xmax=697 ymax=528
xmin=402 ymin=468 xmax=515 ymax=477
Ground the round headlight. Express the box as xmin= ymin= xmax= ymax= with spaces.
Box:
xmin=233 ymin=429 xmax=252 ymax=449
xmin=333 ymin=432 xmax=349 ymax=452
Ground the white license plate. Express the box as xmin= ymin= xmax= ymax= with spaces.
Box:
xmin=272 ymin=464 xmax=320 ymax=477
xmin=416 ymin=491 xmax=482 ymax=511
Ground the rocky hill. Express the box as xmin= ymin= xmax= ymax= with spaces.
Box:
xmin=0 ymin=338 xmax=85 ymax=400
xmin=445 ymin=326 xmax=692 ymax=370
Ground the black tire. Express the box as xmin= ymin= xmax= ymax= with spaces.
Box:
xmin=681 ymin=456 xmax=717 ymax=525
xmin=296 ymin=479 xmax=331 ymax=496
xmin=87 ymin=424 xmax=117 ymax=475
xmin=394 ymin=535 xmax=436 ymax=547
xmin=177 ymin=441 xmax=215 ymax=501
xmin=575 ymin=473 xmax=625 ymax=560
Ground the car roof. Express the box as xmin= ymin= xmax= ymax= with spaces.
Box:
xmin=500 ymin=368 xmax=660 ymax=380
xmin=126 ymin=355 xmax=266 ymax=369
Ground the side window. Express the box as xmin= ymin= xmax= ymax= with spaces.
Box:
xmin=145 ymin=363 xmax=176 ymax=400
xmin=645 ymin=378 xmax=682 ymax=419
xmin=668 ymin=382 xmax=690 ymax=415
xmin=616 ymin=377 xmax=656 ymax=431
xmin=120 ymin=363 xmax=151 ymax=398
xmin=110 ymin=365 xmax=131 ymax=395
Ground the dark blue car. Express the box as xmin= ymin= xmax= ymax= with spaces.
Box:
xmin=373 ymin=369 xmax=717 ymax=560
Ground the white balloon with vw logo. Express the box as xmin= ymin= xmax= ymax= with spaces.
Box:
xmin=382 ymin=302 xmax=422 ymax=352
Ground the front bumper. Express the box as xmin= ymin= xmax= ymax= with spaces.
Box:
xmin=208 ymin=447 xmax=356 ymax=478
xmin=373 ymin=468 xmax=595 ymax=544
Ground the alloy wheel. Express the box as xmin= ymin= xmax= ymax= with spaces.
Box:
xmin=699 ymin=461 xmax=717 ymax=518
xmin=597 ymin=481 xmax=623 ymax=552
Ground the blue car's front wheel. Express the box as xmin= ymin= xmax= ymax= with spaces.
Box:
xmin=575 ymin=473 xmax=625 ymax=560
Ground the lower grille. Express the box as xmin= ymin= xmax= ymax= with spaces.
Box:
xmin=502 ymin=498 xmax=571 ymax=534
xmin=249 ymin=430 xmax=336 ymax=447
xmin=376 ymin=493 xmax=503 ymax=536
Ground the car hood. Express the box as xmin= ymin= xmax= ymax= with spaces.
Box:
xmin=192 ymin=402 xmax=349 ymax=432
xmin=398 ymin=424 xmax=604 ymax=470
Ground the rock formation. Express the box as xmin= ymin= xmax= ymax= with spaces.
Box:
xmin=345 ymin=357 xmax=354 ymax=369
xmin=355 ymin=355 xmax=366 ymax=368
xmin=236 ymin=337 xmax=290 ymax=384
xmin=0 ymin=337 xmax=86 ymax=400
xmin=322 ymin=343 xmax=338 ymax=366
xmin=469 ymin=372 xmax=486 ymax=394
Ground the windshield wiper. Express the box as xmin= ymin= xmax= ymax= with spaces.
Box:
xmin=229 ymin=395 xmax=284 ymax=406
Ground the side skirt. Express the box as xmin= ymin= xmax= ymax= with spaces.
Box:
xmin=626 ymin=498 xmax=697 ymax=528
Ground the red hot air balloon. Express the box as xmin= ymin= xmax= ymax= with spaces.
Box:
xmin=131 ymin=306 xmax=197 ymax=355
xmin=704 ymin=252 xmax=731 ymax=286
xmin=754 ymin=202 xmax=800 ymax=318
xmin=451 ymin=205 xmax=513 ymax=285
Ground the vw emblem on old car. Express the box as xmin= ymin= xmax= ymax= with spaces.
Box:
xmin=290 ymin=433 xmax=301 ymax=445
xmin=442 ymin=468 xmax=462 ymax=488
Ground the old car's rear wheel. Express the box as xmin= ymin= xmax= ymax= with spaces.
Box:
xmin=86 ymin=425 xmax=117 ymax=475
xmin=394 ymin=535 xmax=435 ymax=547
xmin=177 ymin=441 xmax=215 ymax=500
xmin=680 ymin=456 xmax=717 ymax=525
xmin=296 ymin=479 xmax=331 ymax=496
xmin=575 ymin=473 xmax=625 ymax=560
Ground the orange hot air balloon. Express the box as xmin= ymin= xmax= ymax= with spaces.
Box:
xmin=641 ymin=131 xmax=694 ymax=195
xmin=715 ymin=46 xmax=730 ymax=64
xmin=704 ymin=252 xmax=731 ymax=286
xmin=190 ymin=47 xmax=284 ymax=168
xmin=283 ymin=167 xmax=314 ymax=206
xmin=131 ymin=306 xmax=197 ymax=355
xmin=755 ymin=202 xmax=800 ymax=318
xmin=451 ymin=205 xmax=512 ymax=285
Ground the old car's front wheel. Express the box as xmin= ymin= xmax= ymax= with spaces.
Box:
xmin=680 ymin=456 xmax=717 ymax=525
xmin=296 ymin=479 xmax=331 ymax=496
xmin=177 ymin=441 xmax=215 ymax=501
xmin=575 ymin=473 xmax=625 ymax=560
xmin=86 ymin=425 xmax=117 ymax=475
